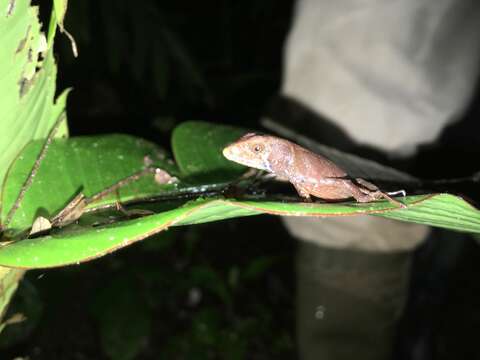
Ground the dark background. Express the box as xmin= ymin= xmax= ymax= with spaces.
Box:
xmin=3 ymin=0 xmax=480 ymax=359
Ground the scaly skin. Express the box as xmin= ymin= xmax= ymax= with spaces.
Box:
xmin=223 ymin=133 xmax=405 ymax=207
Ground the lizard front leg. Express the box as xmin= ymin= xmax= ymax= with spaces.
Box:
xmin=292 ymin=182 xmax=312 ymax=202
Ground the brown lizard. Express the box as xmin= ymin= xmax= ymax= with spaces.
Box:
xmin=223 ymin=133 xmax=406 ymax=208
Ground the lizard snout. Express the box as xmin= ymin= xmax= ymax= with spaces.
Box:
xmin=222 ymin=144 xmax=239 ymax=161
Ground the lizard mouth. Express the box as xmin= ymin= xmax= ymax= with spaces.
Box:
xmin=222 ymin=145 xmax=254 ymax=167
xmin=222 ymin=145 xmax=240 ymax=161
xmin=222 ymin=145 xmax=268 ymax=171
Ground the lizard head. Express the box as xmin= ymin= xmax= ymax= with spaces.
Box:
xmin=222 ymin=133 xmax=274 ymax=171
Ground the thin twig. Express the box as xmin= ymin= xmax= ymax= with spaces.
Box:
xmin=86 ymin=167 xmax=156 ymax=205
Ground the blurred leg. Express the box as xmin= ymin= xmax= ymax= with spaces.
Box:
xmin=286 ymin=216 xmax=428 ymax=360
xmin=282 ymin=0 xmax=480 ymax=359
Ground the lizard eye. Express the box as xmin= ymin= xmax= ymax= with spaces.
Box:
xmin=253 ymin=144 xmax=264 ymax=153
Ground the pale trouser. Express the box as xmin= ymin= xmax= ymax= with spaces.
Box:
xmin=281 ymin=1 xmax=480 ymax=359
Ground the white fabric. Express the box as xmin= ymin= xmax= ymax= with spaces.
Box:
xmin=283 ymin=0 xmax=480 ymax=155
xmin=283 ymin=215 xmax=430 ymax=252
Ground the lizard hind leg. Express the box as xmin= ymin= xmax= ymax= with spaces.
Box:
xmin=355 ymin=178 xmax=379 ymax=191
xmin=352 ymin=178 xmax=406 ymax=208
xmin=370 ymin=191 xmax=406 ymax=209
xmin=355 ymin=178 xmax=406 ymax=198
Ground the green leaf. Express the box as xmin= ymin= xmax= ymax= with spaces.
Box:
xmin=0 ymin=267 xmax=24 ymax=333
xmin=161 ymin=28 xmax=211 ymax=104
xmin=190 ymin=309 xmax=221 ymax=346
xmin=91 ymin=277 xmax=150 ymax=360
xmin=1 ymin=122 xmax=480 ymax=270
xmin=0 ymin=0 xmax=67 ymax=183
xmin=1 ymin=134 xmax=178 ymax=234
xmin=378 ymin=193 xmax=480 ymax=233
xmin=0 ymin=194 xmax=463 ymax=269
xmin=53 ymin=0 xmax=68 ymax=28
xmin=0 ymin=0 xmax=66 ymax=330
xmin=172 ymin=121 xmax=247 ymax=182
xmin=242 ymin=255 xmax=279 ymax=281
xmin=0 ymin=199 xmax=257 ymax=268
xmin=189 ymin=266 xmax=231 ymax=306
xmin=0 ymin=279 xmax=43 ymax=348
xmin=52 ymin=0 xmax=77 ymax=57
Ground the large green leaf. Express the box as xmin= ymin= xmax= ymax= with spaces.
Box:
xmin=0 ymin=0 xmax=68 ymax=331
xmin=1 ymin=134 xmax=179 ymax=235
xmin=1 ymin=121 xmax=480 ymax=269
xmin=172 ymin=120 xmax=246 ymax=182
xmin=0 ymin=0 xmax=67 ymax=183
xmin=0 ymin=193 xmax=476 ymax=269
